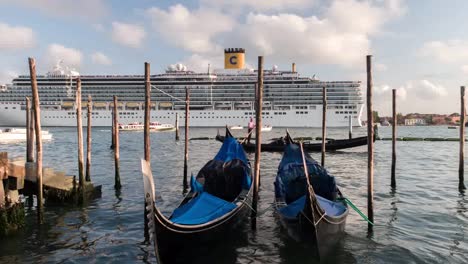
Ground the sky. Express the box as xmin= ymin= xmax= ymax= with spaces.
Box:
xmin=0 ymin=0 xmax=467 ymax=116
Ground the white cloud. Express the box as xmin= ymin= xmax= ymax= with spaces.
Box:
xmin=45 ymin=44 xmax=82 ymax=69
xmin=235 ymin=12 xmax=368 ymax=66
xmin=374 ymin=79 xmax=446 ymax=106
xmin=111 ymin=22 xmax=146 ymax=48
xmin=404 ymin=80 xmax=447 ymax=100
xmin=200 ymin=0 xmax=314 ymax=11
xmin=91 ymin=52 xmax=112 ymax=65
xmin=0 ymin=23 xmax=35 ymax=50
xmin=374 ymin=84 xmax=407 ymax=101
xmin=146 ymin=5 xmax=234 ymax=54
xmin=0 ymin=70 xmax=17 ymax=84
xmin=462 ymin=65 xmax=468 ymax=74
xmin=181 ymin=54 xmax=224 ymax=72
xmin=419 ymin=40 xmax=468 ymax=63
xmin=0 ymin=0 xmax=109 ymax=20
xmin=146 ymin=0 xmax=404 ymax=68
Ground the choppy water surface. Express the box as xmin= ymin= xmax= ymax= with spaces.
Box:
xmin=0 ymin=126 xmax=467 ymax=263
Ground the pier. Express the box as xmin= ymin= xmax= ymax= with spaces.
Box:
xmin=0 ymin=153 xmax=101 ymax=235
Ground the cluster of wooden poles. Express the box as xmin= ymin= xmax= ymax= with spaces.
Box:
xmin=24 ymin=54 xmax=467 ymax=231
xmin=26 ymin=58 xmax=97 ymax=224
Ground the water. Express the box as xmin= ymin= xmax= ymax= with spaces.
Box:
xmin=0 ymin=126 xmax=467 ymax=263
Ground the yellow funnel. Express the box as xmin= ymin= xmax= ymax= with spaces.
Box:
xmin=224 ymin=48 xmax=245 ymax=69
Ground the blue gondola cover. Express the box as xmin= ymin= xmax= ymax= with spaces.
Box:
xmin=276 ymin=144 xmax=337 ymax=203
xmin=170 ymin=192 xmax=236 ymax=225
xmin=279 ymin=195 xmax=347 ymax=219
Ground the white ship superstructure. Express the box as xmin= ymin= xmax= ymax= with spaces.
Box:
xmin=0 ymin=49 xmax=363 ymax=127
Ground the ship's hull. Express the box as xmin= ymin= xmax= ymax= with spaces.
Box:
xmin=0 ymin=103 xmax=363 ymax=127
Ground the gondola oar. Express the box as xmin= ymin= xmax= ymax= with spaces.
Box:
xmin=299 ymin=141 xmax=321 ymax=259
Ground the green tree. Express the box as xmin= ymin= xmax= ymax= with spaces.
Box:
xmin=397 ymin=113 xmax=404 ymax=124
xmin=372 ymin=111 xmax=380 ymax=123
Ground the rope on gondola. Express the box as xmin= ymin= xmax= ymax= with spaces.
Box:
xmin=150 ymin=85 xmax=186 ymax=102
xmin=338 ymin=197 xmax=374 ymax=225
xmin=300 ymin=205 xmax=327 ymax=226
xmin=241 ymin=200 xmax=274 ymax=217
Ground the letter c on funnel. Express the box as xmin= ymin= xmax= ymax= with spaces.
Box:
xmin=229 ymin=56 xmax=237 ymax=65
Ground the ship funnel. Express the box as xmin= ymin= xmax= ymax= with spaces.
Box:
xmin=224 ymin=48 xmax=245 ymax=69
xmin=292 ymin=62 xmax=296 ymax=73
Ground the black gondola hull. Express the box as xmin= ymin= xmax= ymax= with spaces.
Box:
xmin=154 ymin=189 xmax=253 ymax=262
xmin=216 ymin=135 xmax=371 ymax=152
xmin=275 ymin=198 xmax=348 ymax=258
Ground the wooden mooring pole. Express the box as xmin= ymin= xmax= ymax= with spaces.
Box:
xmin=144 ymin=62 xmax=151 ymax=162
xmin=321 ymin=87 xmax=327 ymax=167
xmin=348 ymin=115 xmax=353 ymax=139
xmin=183 ymin=87 xmax=190 ymax=192
xmin=144 ymin=62 xmax=151 ymax=242
xmin=459 ymin=86 xmax=467 ymax=190
xmin=252 ymin=56 xmax=264 ymax=229
xmin=26 ymin=97 xmax=34 ymax=162
xmin=28 ymin=105 xmax=35 ymax=162
xmin=29 ymin=57 xmax=43 ymax=224
xmin=113 ymin=96 xmax=121 ymax=189
xmin=391 ymin=89 xmax=397 ymax=188
xmin=110 ymin=109 xmax=115 ymax=150
xmin=175 ymin=113 xmax=180 ymax=141
xmin=86 ymin=95 xmax=92 ymax=182
xmin=366 ymin=55 xmax=374 ymax=231
xmin=76 ymin=79 xmax=85 ymax=194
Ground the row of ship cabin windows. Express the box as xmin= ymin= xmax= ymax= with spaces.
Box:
xmin=44 ymin=115 xmax=275 ymax=119
xmin=335 ymin=111 xmax=358 ymax=114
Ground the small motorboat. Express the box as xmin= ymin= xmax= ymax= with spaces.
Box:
xmin=150 ymin=122 xmax=176 ymax=132
xmin=0 ymin=128 xmax=52 ymax=143
xmin=448 ymin=126 xmax=459 ymax=129
xmin=118 ymin=122 xmax=175 ymax=132
xmin=261 ymin=125 xmax=273 ymax=132
xmin=230 ymin=125 xmax=244 ymax=130
xmin=118 ymin=122 xmax=143 ymax=131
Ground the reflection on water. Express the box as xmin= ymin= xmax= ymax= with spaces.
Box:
xmin=0 ymin=126 xmax=467 ymax=263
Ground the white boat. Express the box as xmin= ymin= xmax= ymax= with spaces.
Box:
xmin=381 ymin=119 xmax=391 ymax=126
xmin=230 ymin=125 xmax=244 ymax=130
xmin=261 ymin=125 xmax=273 ymax=132
xmin=0 ymin=48 xmax=364 ymax=128
xmin=0 ymin=128 xmax=52 ymax=143
xmin=118 ymin=122 xmax=175 ymax=132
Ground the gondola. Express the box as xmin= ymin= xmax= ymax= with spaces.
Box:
xmin=216 ymin=132 xmax=373 ymax=152
xmin=274 ymin=133 xmax=348 ymax=259
xmin=142 ymin=128 xmax=253 ymax=263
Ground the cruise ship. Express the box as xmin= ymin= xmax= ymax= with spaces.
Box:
xmin=0 ymin=49 xmax=363 ymax=127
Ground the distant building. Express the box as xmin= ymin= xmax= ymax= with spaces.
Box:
xmin=405 ymin=118 xmax=426 ymax=126
xmin=450 ymin=115 xmax=460 ymax=124
xmin=431 ymin=115 xmax=446 ymax=125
